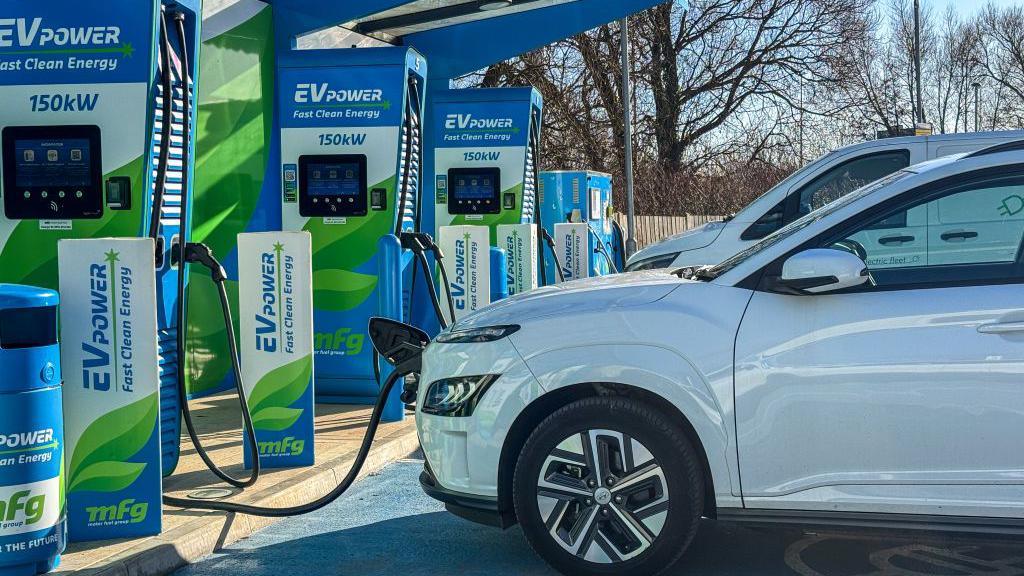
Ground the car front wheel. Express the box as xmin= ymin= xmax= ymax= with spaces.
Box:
xmin=512 ymin=396 xmax=704 ymax=576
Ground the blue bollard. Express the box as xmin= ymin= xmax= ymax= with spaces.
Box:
xmin=377 ymin=235 xmax=406 ymax=423
xmin=0 ymin=285 xmax=65 ymax=576
xmin=490 ymin=247 xmax=509 ymax=303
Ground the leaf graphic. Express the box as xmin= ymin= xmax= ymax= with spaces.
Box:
xmin=248 ymin=354 xmax=312 ymax=417
xmin=312 ymin=269 xmax=378 ymax=311
xmin=67 ymin=394 xmax=158 ymax=493
xmin=251 ymin=407 xmax=303 ymax=432
xmin=67 ymin=461 xmax=146 ymax=494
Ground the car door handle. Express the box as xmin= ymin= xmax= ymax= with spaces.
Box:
xmin=941 ymin=230 xmax=978 ymax=242
xmin=978 ymin=321 xmax=1024 ymax=334
xmin=878 ymin=234 xmax=915 ymax=246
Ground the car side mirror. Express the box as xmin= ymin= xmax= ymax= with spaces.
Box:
xmin=778 ymin=248 xmax=870 ymax=294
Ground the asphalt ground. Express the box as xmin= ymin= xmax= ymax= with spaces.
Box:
xmin=176 ymin=457 xmax=1024 ymax=576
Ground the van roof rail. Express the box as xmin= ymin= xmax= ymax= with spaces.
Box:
xmin=964 ymin=139 xmax=1024 ymax=158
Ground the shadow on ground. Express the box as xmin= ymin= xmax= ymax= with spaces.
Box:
xmin=176 ymin=460 xmax=1024 ymax=576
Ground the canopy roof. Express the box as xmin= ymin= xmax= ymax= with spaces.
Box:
xmin=268 ymin=0 xmax=667 ymax=80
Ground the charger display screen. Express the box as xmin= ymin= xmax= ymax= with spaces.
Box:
xmin=2 ymin=125 xmax=103 ymax=220
xmin=306 ymin=162 xmax=362 ymax=197
xmin=447 ymin=168 xmax=501 ymax=214
xmin=298 ymin=154 xmax=367 ymax=217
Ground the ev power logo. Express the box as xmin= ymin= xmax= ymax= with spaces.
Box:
xmin=255 ymin=242 xmax=297 ymax=355
xmin=81 ymin=249 xmax=139 ymax=393
xmin=506 ymin=229 xmax=521 ymax=291
xmin=440 ymin=226 xmax=489 ymax=321
xmin=442 ymin=113 xmax=520 ymax=144
xmin=0 ymin=17 xmax=133 ymax=73
xmin=449 ymin=231 xmax=473 ymax=313
xmin=0 ymin=428 xmax=57 ymax=467
xmin=555 ymin=223 xmax=587 ymax=281
xmin=291 ymin=82 xmax=390 ymax=121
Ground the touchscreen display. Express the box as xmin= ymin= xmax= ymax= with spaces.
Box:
xmin=306 ymin=162 xmax=362 ymax=197
xmin=14 ymin=138 xmax=92 ymax=188
xmin=451 ymin=172 xmax=498 ymax=201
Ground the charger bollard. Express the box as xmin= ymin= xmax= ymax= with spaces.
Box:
xmin=238 ymin=232 xmax=315 ymax=469
xmin=0 ymin=285 xmax=65 ymax=576
xmin=490 ymin=248 xmax=509 ymax=303
xmin=554 ymin=222 xmax=589 ymax=282
xmin=438 ymin=225 xmax=490 ymax=323
xmin=57 ymin=239 xmax=161 ymax=541
xmin=497 ymin=224 xmax=538 ymax=296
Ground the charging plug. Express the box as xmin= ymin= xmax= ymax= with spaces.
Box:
xmin=184 ymin=243 xmax=228 ymax=282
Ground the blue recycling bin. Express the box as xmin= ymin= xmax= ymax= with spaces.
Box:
xmin=0 ymin=285 xmax=65 ymax=576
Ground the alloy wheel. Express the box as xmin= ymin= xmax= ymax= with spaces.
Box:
xmin=535 ymin=429 xmax=670 ymax=564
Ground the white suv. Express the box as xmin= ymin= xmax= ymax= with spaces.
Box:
xmin=626 ymin=130 xmax=1024 ymax=272
xmin=416 ymin=141 xmax=1024 ymax=576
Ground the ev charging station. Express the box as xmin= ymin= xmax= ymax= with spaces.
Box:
xmin=0 ymin=1 xmax=665 ymax=571
xmin=540 ymin=171 xmax=625 ymax=282
xmin=0 ymin=0 xmax=201 ymax=507
xmin=277 ymin=48 xmax=427 ymax=413
xmin=430 ymin=88 xmax=547 ymax=320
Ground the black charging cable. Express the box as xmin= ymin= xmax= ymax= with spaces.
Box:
xmin=401 ymin=232 xmax=454 ymax=330
xmin=586 ymin=225 xmax=620 ymax=274
xmin=541 ymin=228 xmax=566 ymax=283
xmin=158 ymin=11 xmax=260 ymax=492
xmin=163 ymin=361 xmax=405 ymax=516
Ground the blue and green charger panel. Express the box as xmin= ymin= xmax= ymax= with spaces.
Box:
xmin=277 ymin=47 xmax=426 ymax=414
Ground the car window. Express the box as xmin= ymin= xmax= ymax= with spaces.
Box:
xmin=741 ymin=198 xmax=786 ymax=241
xmin=826 ymin=177 xmax=1024 ymax=286
xmin=706 ymin=171 xmax=913 ymax=280
xmin=795 ymin=150 xmax=910 ymax=218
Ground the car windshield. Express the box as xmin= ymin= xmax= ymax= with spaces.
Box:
xmin=729 ymin=150 xmax=836 ymax=221
xmin=699 ymin=170 xmax=914 ymax=280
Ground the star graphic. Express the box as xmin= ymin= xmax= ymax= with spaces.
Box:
xmin=104 ymin=249 xmax=120 ymax=264
xmin=120 ymin=42 xmax=135 ymax=59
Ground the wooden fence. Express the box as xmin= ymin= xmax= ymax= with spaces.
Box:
xmin=612 ymin=214 xmax=723 ymax=248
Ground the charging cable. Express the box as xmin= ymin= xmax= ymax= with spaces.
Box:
xmin=151 ymin=11 xmax=261 ymax=492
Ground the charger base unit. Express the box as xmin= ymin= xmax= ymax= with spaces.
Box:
xmin=540 ymin=171 xmax=621 ymax=283
xmin=278 ymin=47 xmax=426 ymax=409
xmin=0 ymin=0 xmax=202 ymax=488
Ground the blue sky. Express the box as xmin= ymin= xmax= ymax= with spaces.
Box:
xmin=931 ymin=0 xmax=1021 ymax=16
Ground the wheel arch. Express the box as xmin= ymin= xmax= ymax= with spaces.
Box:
xmin=497 ymin=381 xmax=720 ymax=525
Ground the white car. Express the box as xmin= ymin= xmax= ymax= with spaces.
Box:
xmin=626 ymin=130 xmax=1024 ymax=272
xmin=416 ymin=140 xmax=1024 ymax=576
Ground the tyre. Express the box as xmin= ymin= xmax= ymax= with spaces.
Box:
xmin=513 ymin=396 xmax=705 ymax=576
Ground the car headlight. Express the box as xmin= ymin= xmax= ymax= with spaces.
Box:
xmin=626 ymin=252 xmax=680 ymax=272
xmin=434 ymin=324 xmax=519 ymax=344
xmin=421 ymin=375 xmax=500 ymax=416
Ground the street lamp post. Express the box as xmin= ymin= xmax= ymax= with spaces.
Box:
xmin=621 ymin=17 xmax=637 ymax=259
xmin=973 ymin=81 xmax=981 ymax=132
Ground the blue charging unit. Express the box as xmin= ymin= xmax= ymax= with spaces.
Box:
xmin=0 ymin=285 xmax=65 ymax=576
xmin=539 ymin=171 xmax=624 ymax=283
xmin=277 ymin=48 xmax=427 ymax=417
xmin=0 ymin=0 xmax=202 ymax=477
